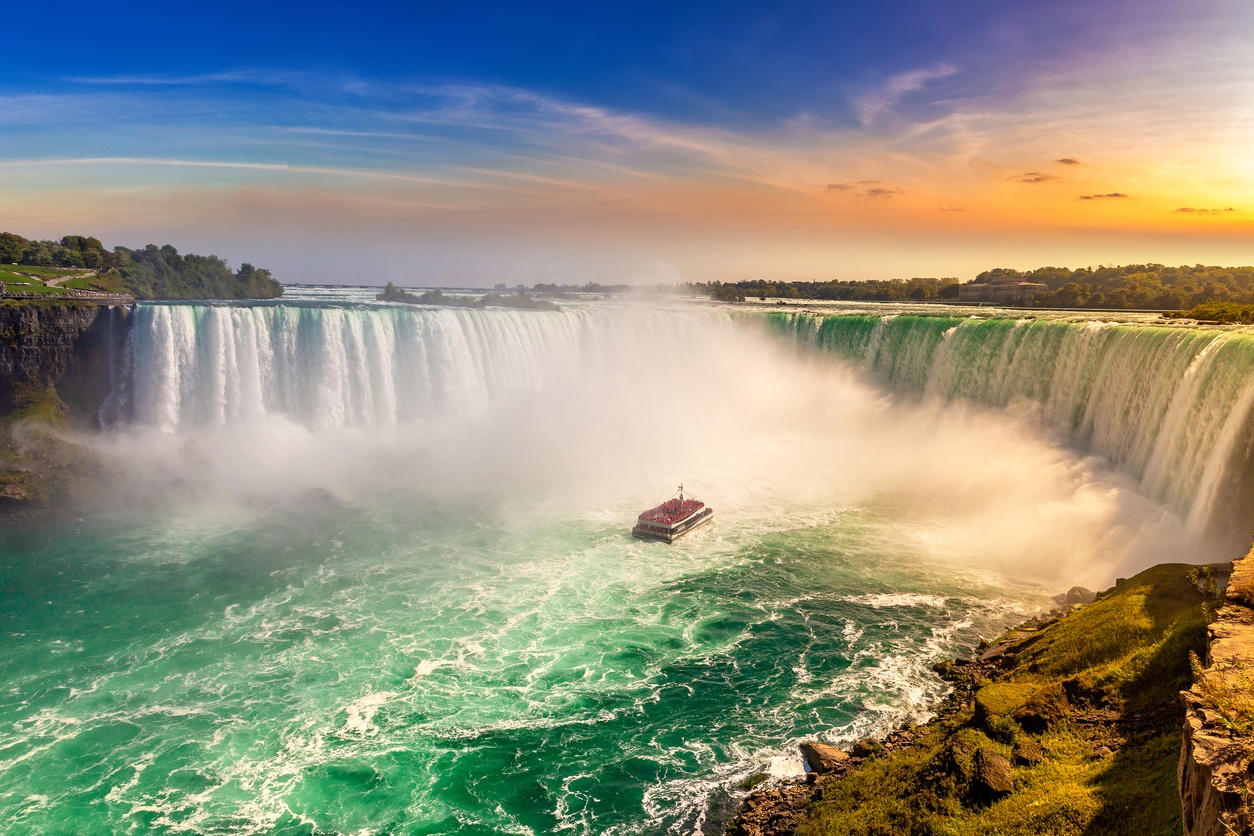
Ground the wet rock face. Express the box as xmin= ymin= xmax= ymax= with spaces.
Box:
xmin=0 ymin=303 xmax=131 ymax=421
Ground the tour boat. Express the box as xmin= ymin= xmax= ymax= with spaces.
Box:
xmin=631 ymin=485 xmax=713 ymax=543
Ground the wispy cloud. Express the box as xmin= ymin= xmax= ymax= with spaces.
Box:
xmin=1175 ymin=206 xmax=1235 ymax=214
xmin=1014 ymin=173 xmax=1060 ymax=183
xmin=826 ymin=180 xmax=903 ymax=197
xmin=0 ymin=156 xmax=553 ymax=194
xmin=1079 ymin=192 xmax=1129 ymax=200
xmin=1056 ymin=157 xmax=1081 ymax=165
xmin=855 ymin=64 xmax=958 ymax=125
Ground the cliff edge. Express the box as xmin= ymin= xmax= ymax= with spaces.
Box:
xmin=0 ymin=300 xmax=131 ymax=420
xmin=1180 ymin=551 xmax=1254 ymax=835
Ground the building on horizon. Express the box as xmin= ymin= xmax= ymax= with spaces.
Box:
xmin=957 ymin=277 xmax=1048 ymax=305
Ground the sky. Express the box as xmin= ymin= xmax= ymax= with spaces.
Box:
xmin=2 ymin=0 xmax=1254 ymax=285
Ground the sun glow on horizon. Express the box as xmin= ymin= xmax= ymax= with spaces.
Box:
xmin=1 ymin=1 xmax=1252 ymax=282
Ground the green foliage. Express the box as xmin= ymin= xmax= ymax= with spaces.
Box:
xmin=1166 ymin=300 xmax=1254 ymax=324
xmin=692 ymin=264 xmax=1254 ymax=311
xmin=0 ymin=232 xmax=26 ymax=264
xmin=376 ymin=283 xmax=560 ymax=311
xmin=690 ymin=276 xmax=960 ymax=303
xmin=481 ymin=290 xmax=560 ymax=311
xmin=107 ymin=245 xmax=281 ymax=300
xmin=0 ymin=231 xmax=281 ymax=300
xmin=1014 ymin=263 xmax=1254 ymax=310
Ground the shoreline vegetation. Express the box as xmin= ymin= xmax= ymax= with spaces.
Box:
xmin=726 ymin=563 xmax=1249 ymax=836
xmin=376 ymin=281 xmax=561 ymax=311
xmin=691 ymin=264 xmax=1254 ymax=312
xmin=1 ymin=230 xmax=281 ymax=301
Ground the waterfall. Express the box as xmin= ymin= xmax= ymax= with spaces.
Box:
xmin=119 ymin=302 xmax=712 ymax=431
xmin=110 ymin=302 xmax=1254 ymax=548
xmin=766 ymin=312 xmax=1254 ymax=543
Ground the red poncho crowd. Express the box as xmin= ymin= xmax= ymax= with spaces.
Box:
xmin=639 ymin=498 xmax=705 ymax=525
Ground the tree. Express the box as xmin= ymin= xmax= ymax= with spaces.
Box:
xmin=20 ymin=242 xmax=53 ymax=266
xmin=0 ymin=232 xmax=27 ymax=264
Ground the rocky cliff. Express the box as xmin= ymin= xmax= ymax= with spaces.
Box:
xmin=1180 ymin=552 xmax=1254 ymax=836
xmin=0 ymin=301 xmax=131 ymax=424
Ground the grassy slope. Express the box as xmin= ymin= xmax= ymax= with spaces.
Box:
xmin=794 ymin=564 xmax=1210 ymax=836
xmin=1 ymin=266 xmax=112 ymax=295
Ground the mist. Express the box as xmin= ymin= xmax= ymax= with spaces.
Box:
xmin=72 ymin=301 xmax=1203 ymax=590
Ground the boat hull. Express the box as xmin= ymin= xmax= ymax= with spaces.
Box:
xmin=631 ymin=507 xmax=714 ymax=543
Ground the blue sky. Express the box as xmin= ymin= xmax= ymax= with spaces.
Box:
xmin=2 ymin=0 xmax=1252 ymax=284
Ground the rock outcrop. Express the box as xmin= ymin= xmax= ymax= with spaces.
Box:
xmin=972 ymin=747 xmax=1014 ymax=797
xmin=1179 ymin=554 xmax=1254 ymax=836
xmin=799 ymin=741 xmax=848 ymax=774
xmin=0 ymin=301 xmax=131 ymax=422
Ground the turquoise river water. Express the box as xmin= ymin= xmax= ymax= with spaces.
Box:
xmin=2 ymin=291 xmax=1252 ymax=834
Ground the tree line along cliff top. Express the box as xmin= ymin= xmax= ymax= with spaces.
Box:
xmin=692 ymin=264 xmax=1254 ymax=320
xmin=0 ymin=231 xmax=282 ymax=301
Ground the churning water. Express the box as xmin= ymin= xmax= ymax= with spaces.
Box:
xmin=1 ymin=292 xmax=1249 ymax=834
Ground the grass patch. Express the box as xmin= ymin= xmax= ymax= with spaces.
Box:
xmin=791 ymin=563 xmax=1210 ymax=836
xmin=1 ymin=264 xmax=84 ymax=279
xmin=975 ymin=683 xmax=1038 ymax=721
xmin=1006 ymin=564 xmax=1207 ymax=709
xmin=0 ymin=268 xmax=41 ymax=285
xmin=10 ymin=384 xmax=68 ymax=428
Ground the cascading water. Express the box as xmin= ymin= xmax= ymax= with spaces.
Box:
xmin=2 ymin=295 xmax=1246 ymax=834
xmin=766 ymin=312 xmax=1254 ymax=549
xmin=120 ymin=302 xmax=709 ymax=431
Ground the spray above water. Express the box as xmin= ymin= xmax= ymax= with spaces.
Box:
xmin=82 ymin=297 xmax=1234 ymax=586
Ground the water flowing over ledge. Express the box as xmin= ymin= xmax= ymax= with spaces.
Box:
xmin=120 ymin=302 xmax=716 ymax=431
xmin=765 ymin=312 xmax=1254 ymax=549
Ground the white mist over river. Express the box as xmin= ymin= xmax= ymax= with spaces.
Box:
xmin=0 ymin=289 xmax=1246 ymax=834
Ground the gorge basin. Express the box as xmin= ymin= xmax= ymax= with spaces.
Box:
xmin=1 ymin=291 xmax=1248 ymax=834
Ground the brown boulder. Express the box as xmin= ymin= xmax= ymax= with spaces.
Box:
xmin=973 ymin=747 xmax=1014 ymax=796
xmin=799 ymin=741 xmax=849 ymax=774
xmin=851 ymin=737 xmax=883 ymax=758
xmin=1012 ymin=736 xmax=1043 ymax=766
xmin=1014 ymin=683 xmax=1071 ymax=732
xmin=0 ymin=483 xmax=27 ymax=501
xmin=1053 ymin=586 xmax=1096 ymax=608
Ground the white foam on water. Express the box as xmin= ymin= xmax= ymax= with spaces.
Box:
xmin=341 ymin=691 xmax=395 ymax=737
xmin=842 ymin=593 xmax=952 ymax=609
